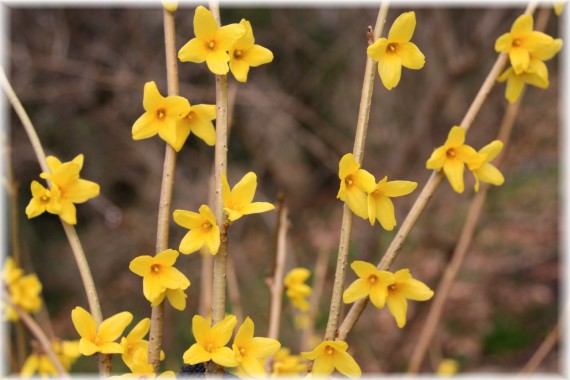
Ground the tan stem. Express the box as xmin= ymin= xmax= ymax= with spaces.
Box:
xmin=3 ymin=293 xmax=69 ymax=378
xmin=519 ymin=317 xmax=562 ymax=374
xmin=324 ymin=2 xmax=389 ymax=341
xmin=148 ymin=7 xmax=180 ymax=373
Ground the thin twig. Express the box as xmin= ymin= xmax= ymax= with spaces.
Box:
xmin=3 ymin=292 xmax=69 ymax=378
xmin=324 ymin=2 xmax=389 ymax=342
xmin=519 ymin=317 xmax=562 ymax=374
xmin=337 ymin=2 xmax=538 ymax=342
xmin=148 ymin=7 xmax=180 ymax=373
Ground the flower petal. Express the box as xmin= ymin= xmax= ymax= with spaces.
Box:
xmin=155 ymin=249 xmax=179 ymax=267
xmin=206 ymin=49 xmax=230 ymax=75
xmin=234 ymin=317 xmax=254 ymax=348
xmin=79 ymin=338 xmax=100 ymax=356
xmin=343 ymin=279 xmax=370 ymax=304
xmin=344 ymin=187 xmax=369 ymax=219
xmin=192 ymin=314 xmax=210 ymax=346
xmin=380 ymin=180 xmax=417 ymax=197
xmin=71 ymin=307 xmax=97 ymax=340
xmin=173 ymin=209 xmax=202 ymax=229
xmin=58 ymin=200 xmax=77 ymax=225
xmin=247 ymin=337 xmax=281 ymax=358
xmin=63 ymin=179 xmax=100 ymax=203
xmin=229 ymin=172 xmax=258 ymax=208
xmin=178 ymin=38 xmax=208 ymax=63
xmin=166 ymin=288 xmax=187 ymax=310
xmin=129 ymin=256 xmax=153 ymax=277
xmin=240 ymin=355 xmax=267 ymax=377
xmin=205 ymin=224 xmax=220 ymax=255
xmin=350 ymin=260 xmax=377 ymax=279
xmin=189 ymin=117 xmax=216 ymax=146
xmin=388 ymin=11 xmax=416 ymax=43
xmin=132 ymin=113 xmax=159 ymax=140
xmin=397 ymin=42 xmax=425 ymax=69
xmin=370 ymin=281 xmax=390 ymax=309
xmin=99 ymin=342 xmax=125 ymax=354
xmin=216 ymin=23 xmax=246 ymax=51
xmin=312 ymin=355 xmax=335 ymax=377
xmin=229 ymin=56 xmax=251 ymax=83
xmin=378 ymin=53 xmax=402 ymax=90
xmin=244 ymin=45 xmax=274 ymax=67
xmin=127 ymin=318 xmax=151 ymax=342
xmin=375 ymin=195 xmax=397 ymax=231
xmin=443 ymin=158 xmax=465 ymax=193
xmin=505 ymin=72 xmax=526 ymax=103
xmin=183 ymin=343 xmax=211 ymax=364
xmin=98 ymin=311 xmax=133 ymax=342
xmin=334 ymin=350 xmax=362 ymax=378
xmin=338 ymin=153 xmax=359 ymax=179
xmin=143 ymin=81 xmax=163 ymax=112
xmin=242 ymin=202 xmax=275 ymax=217
xmin=476 ymin=164 xmax=505 ymax=186
xmin=510 ymin=47 xmax=530 ymax=74
xmin=426 ymin=146 xmax=448 ymax=170
xmin=212 ymin=346 xmax=239 ymax=367
xmin=367 ymin=38 xmax=389 ymax=61
xmin=194 ymin=6 xmax=217 ymax=40
xmin=387 ymin=293 xmax=408 ymax=328
xmin=211 ymin=315 xmax=237 ymax=347
xmin=446 ymin=126 xmax=465 ymax=147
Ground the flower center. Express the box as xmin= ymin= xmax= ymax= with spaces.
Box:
xmin=368 ymin=275 xmax=378 ymax=284
xmin=202 ymin=221 xmax=212 ymax=231
xmin=233 ymin=49 xmax=243 ymax=58
xmin=40 ymin=193 xmax=50 ymax=202
xmin=186 ymin=112 xmax=194 ymax=121
xmin=512 ymin=38 xmax=521 ymax=47
xmin=387 ymin=43 xmax=397 ymax=53
xmin=325 ymin=346 xmax=334 ymax=356
xmin=151 ymin=264 xmax=161 ymax=273
xmin=208 ymin=40 xmax=216 ymax=50
xmin=156 ymin=108 xmax=166 ymax=119
xmin=93 ymin=335 xmax=104 ymax=346
xmin=345 ymin=176 xmax=354 ymax=187
xmin=446 ymin=148 xmax=456 ymax=158
xmin=388 ymin=284 xmax=397 ymax=292
xmin=239 ymin=347 xmax=247 ymax=355
xmin=206 ymin=342 xmax=215 ymax=352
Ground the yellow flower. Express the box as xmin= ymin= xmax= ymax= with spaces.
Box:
xmin=554 ymin=1 xmax=565 ymax=15
xmin=20 ymin=353 xmax=57 ymax=377
xmin=497 ymin=39 xmax=562 ymax=103
xmin=301 ymin=340 xmax=361 ymax=378
xmin=284 ymin=268 xmax=312 ymax=312
xmin=223 ymin=172 xmax=275 ymax=222
xmin=183 ymin=314 xmax=239 ymax=368
xmin=229 ymin=19 xmax=274 ymax=82
xmin=175 ymin=104 xmax=217 ymax=147
xmin=232 ymin=317 xmax=281 ymax=377
xmin=132 ymin=81 xmax=191 ymax=151
xmin=25 ymin=181 xmax=62 ymax=219
xmin=162 ymin=0 xmax=177 ymax=12
xmin=55 ymin=340 xmax=81 ymax=370
xmin=174 ymin=205 xmax=220 ymax=255
xmin=71 ymin=306 xmax=132 ymax=355
xmin=426 ymin=126 xmax=482 ymax=193
xmin=271 ymin=348 xmax=308 ymax=376
xmin=178 ymin=6 xmax=246 ymax=75
xmin=467 ymin=140 xmax=505 ymax=192
xmin=5 ymin=269 xmax=43 ymax=321
xmin=151 ymin=288 xmax=188 ymax=311
xmin=129 ymin=249 xmax=190 ymax=303
xmin=437 ymin=358 xmax=460 ymax=376
xmin=343 ymin=261 xmax=394 ymax=308
xmin=386 ymin=269 xmax=434 ymax=328
xmin=495 ymin=14 xmax=556 ymax=74
xmin=367 ymin=177 xmax=417 ymax=230
xmin=37 ymin=154 xmax=100 ymax=225
xmin=2 ymin=257 xmax=23 ymax=285
xmin=337 ymin=153 xmax=376 ymax=219
xmin=367 ymin=11 xmax=425 ymax=90
xmin=120 ymin=318 xmax=153 ymax=370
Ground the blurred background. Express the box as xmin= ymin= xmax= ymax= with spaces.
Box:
xmin=5 ymin=3 xmax=561 ymax=375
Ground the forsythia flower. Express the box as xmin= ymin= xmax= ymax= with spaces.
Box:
xmin=232 ymin=317 xmax=281 ymax=377
xmin=178 ymin=6 xmax=245 ymax=75
xmin=173 ymin=205 xmax=220 ymax=255
xmin=386 ymin=269 xmax=434 ymax=328
xmin=229 ymin=19 xmax=274 ymax=82
xmin=129 ymin=249 xmax=190 ymax=303
xmin=495 ymin=14 xmax=556 ymax=74
xmin=426 ymin=126 xmax=482 ymax=193
xmin=162 ymin=0 xmax=177 ymax=12
xmin=367 ymin=176 xmax=417 ymax=230
xmin=71 ymin=306 xmax=132 ymax=355
xmin=175 ymin=104 xmax=217 ymax=147
xmin=31 ymin=154 xmax=100 ymax=225
xmin=301 ymin=340 xmax=361 ymax=378
xmin=120 ymin=318 xmax=151 ymax=369
xmin=132 ymin=81 xmax=191 ymax=151
xmin=554 ymin=1 xmax=565 ymax=15
xmin=337 ymin=153 xmax=376 ymax=219
xmin=437 ymin=358 xmax=460 ymax=376
xmin=343 ymin=261 xmax=394 ymax=308
xmin=367 ymin=11 xmax=425 ymax=90
xmin=467 ymin=140 xmax=505 ymax=192
xmin=151 ymin=288 xmax=188 ymax=311
xmin=183 ymin=314 xmax=239 ymax=367
xmin=25 ymin=181 xmax=62 ymax=220
xmin=223 ymin=172 xmax=275 ymax=222
xmin=21 ymin=340 xmax=80 ymax=377
xmin=271 ymin=348 xmax=308 ymax=376
xmin=497 ymin=38 xmax=562 ymax=103
xmin=284 ymin=268 xmax=312 ymax=312
xmin=2 ymin=258 xmax=42 ymax=322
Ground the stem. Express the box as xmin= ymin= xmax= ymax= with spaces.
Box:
xmin=148 ymin=7 xmax=180 ymax=373
xmin=519 ymin=318 xmax=561 ymax=374
xmin=337 ymin=2 xmax=540 ymax=340
xmin=3 ymin=292 xmax=69 ymax=378
xmin=324 ymin=2 xmax=389 ymax=341
xmin=0 ymin=66 xmax=108 ymax=375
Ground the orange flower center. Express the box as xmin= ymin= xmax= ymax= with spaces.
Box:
xmin=512 ymin=38 xmax=521 ymax=47
xmin=206 ymin=342 xmax=215 ymax=352
xmin=388 ymin=284 xmax=397 ymax=292
xmin=239 ymin=347 xmax=247 ymax=355
xmin=368 ymin=275 xmax=378 ymax=284
xmin=446 ymin=148 xmax=456 ymax=158
xmin=208 ymin=40 xmax=216 ymax=50
xmin=151 ymin=264 xmax=161 ymax=273
xmin=325 ymin=346 xmax=334 ymax=356
xmin=40 ymin=193 xmax=50 ymax=202
xmin=186 ymin=112 xmax=194 ymax=121
xmin=233 ymin=49 xmax=243 ymax=58
xmin=345 ymin=176 xmax=354 ymax=187
xmin=93 ymin=335 xmax=104 ymax=346
xmin=202 ymin=221 xmax=212 ymax=231
xmin=156 ymin=108 xmax=166 ymax=119
xmin=387 ymin=43 xmax=397 ymax=53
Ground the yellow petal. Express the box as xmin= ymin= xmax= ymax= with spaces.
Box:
xmin=370 ymin=281 xmax=390 ymax=309
xmin=150 ymin=290 xmax=167 ymax=308
xmin=334 ymin=350 xmax=362 ymax=378
xmin=58 ymin=200 xmax=77 ymax=224
xmin=367 ymin=38 xmax=388 ymax=61
xmin=398 ymin=278 xmax=434 ymax=301
xmin=165 ymin=96 xmax=191 ymax=119
xmin=63 ymin=179 xmax=100 ymax=203
xmin=495 ymin=33 xmax=512 ymax=52
xmin=25 ymin=198 xmax=45 ymax=219
xmin=505 ymin=72 xmax=525 ymax=103
xmin=455 ymin=145 xmax=482 ymax=167
xmin=378 ymin=53 xmax=402 ymax=90
xmin=98 ymin=311 xmax=133 ymax=342
xmin=229 ymin=172 xmax=258 ymax=208
xmin=166 ymin=288 xmax=187 ymax=310
xmin=446 ymin=126 xmax=465 ymax=147
xmin=143 ymin=274 xmax=163 ymax=302
xmin=194 ymin=6 xmax=217 ymax=39
xmin=127 ymin=318 xmax=151 ymax=342
xmin=192 ymin=104 xmax=216 ymax=120
xmin=229 ymin=55 xmax=250 ymax=82
xmin=211 ymin=315 xmax=237 ymax=346
xmin=244 ymin=45 xmax=274 ymax=67
xmin=531 ymin=38 xmax=563 ymax=61
xmin=344 ymin=186 xmax=369 ymax=219
xmin=380 ymin=180 xmax=417 ymax=197
xmin=188 ymin=117 xmax=216 ymax=146
xmin=240 ymin=355 xmax=267 ymax=377
xmin=158 ymin=267 xmax=188 ymax=289
xmin=353 ymin=169 xmax=376 ymax=193
xmin=155 ymin=249 xmax=179 ymax=267
xmin=343 ymin=279 xmax=370 ymax=304
xmin=71 ymin=307 xmax=97 ymax=340
xmin=216 ymin=23 xmax=246 ymax=51
xmin=510 ymin=47 xmax=530 ymax=74
xmin=387 ymin=293 xmax=408 ymax=328
xmin=388 ymin=11 xmax=416 ymax=43
xmin=200 ymin=204 xmax=217 ymax=226
xmin=192 ymin=314 xmax=211 ymax=346
xmin=143 ymin=81 xmax=163 ymax=112
xmin=99 ymin=342 xmax=125 ymax=354
xmin=132 ymin=112 xmax=159 ymax=140
xmin=179 ymin=229 xmax=206 ymax=254
xmin=173 ymin=209 xmax=202 ymax=229
xmin=242 ymin=202 xmax=275 ymax=217
xmin=375 ymin=195 xmax=396 ymax=231
xmin=426 ymin=146 xmax=448 ymax=170
xmin=443 ymin=159 xmax=465 ymax=193
xmin=234 ymin=317 xmax=254 ymax=348
xmin=479 ymin=140 xmax=503 ymax=162
xmin=338 ymin=153 xmax=359 ymax=179
xmin=350 ymin=260 xmax=378 ymax=279
xmin=157 ymin=118 xmax=179 ymax=150
xmin=247 ymin=337 xmax=281 ymax=358
xmin=284 ymin=268 xmax=311 ymax=285
xmin=397 ymin=42 xmax=425 ymax=69
xmin=312 ymin=354 xmax=335 ymax=377
xmin=46 ymin=155 xmax=62 ymax=172
xmin=178 ymin=38 xmax=208 ymax=63
xmin=184 ymin=343 xmax=211 ymax=364
xmin=79 ymin=338 xmax=100 ymax=356
xmin=20 ymin=355 xmax=39 ymax=377
xmin=512 ymin=14 xmax=533 ymax=34
xmin=211 ymin=346 xmax=239 ymax=367
xmin=129 ymin=256 xmax=153 ymax=277
xmin=205 ymin=224 xmax=221 ymax=255
xmin=206 ymin=49 xmax=230 ymax=75
xmin=475 ymin=163 xmax=505 ymax=186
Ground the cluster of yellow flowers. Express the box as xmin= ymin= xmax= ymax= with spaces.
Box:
xmin=427 ymin=126 xmax=504 ymax=193
xmin=343 ymin=261 xmax=434 ymax=328
xmin=337 ymin=153 xmax=417 ymax=230
xmin=21 ymin=340 xmax=80 ymax=377
xmin=284 ymin=268 xmax=312 ymax=312
xmin=25 ymin=154 xmax=100 ymax=225
xmin=2 ymin=257 xmax=42 ymax=321
xmin=495 ymin=14 xmax=563 ymax=103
